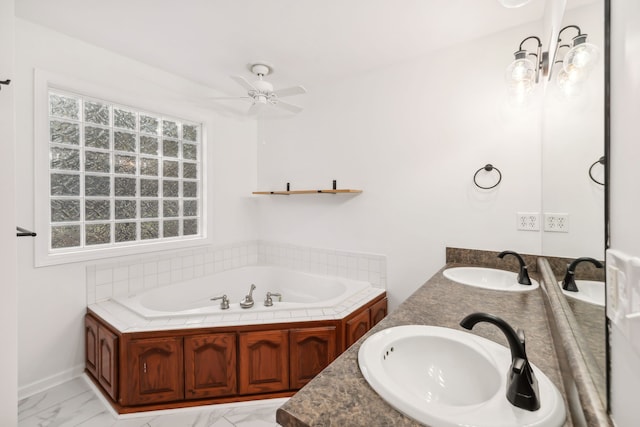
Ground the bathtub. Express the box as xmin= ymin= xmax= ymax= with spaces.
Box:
xmin=113 ymin=266 xmax=372 ymax=319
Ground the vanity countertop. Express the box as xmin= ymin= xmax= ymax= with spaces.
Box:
xmin=276 ymin=263 xmax=570 ymax=427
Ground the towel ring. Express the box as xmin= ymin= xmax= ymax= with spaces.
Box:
xmin=588 ymin=156 xmax=605 ymax=186
xmin=474 ymin=164 xmax=502 ymax=190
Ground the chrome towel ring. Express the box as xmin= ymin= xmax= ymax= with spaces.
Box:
xmin=474 ymin=164 xmax=502 ymax=190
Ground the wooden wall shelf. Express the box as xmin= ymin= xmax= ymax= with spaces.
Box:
xmin=252 ymin=189 xmax=362 ymax=195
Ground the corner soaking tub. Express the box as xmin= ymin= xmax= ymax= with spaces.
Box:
xmin=114 ymin=265 xmax=372 ymax=319
xmin=86 ymin=265 xmax=386 ymax=413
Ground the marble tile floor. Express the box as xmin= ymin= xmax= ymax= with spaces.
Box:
xmin=18 ymin=376 xmax=286 ymax=427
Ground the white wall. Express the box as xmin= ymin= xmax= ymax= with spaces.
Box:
xmin=609 ymin=0 xmax=640 ymax=425
xmin=0 ymin=0 xmax=18 ymax=423
xmin=541 ymin=2 xmax=605 ymax=260
xmin=14 ymin=19 xmax=258 ymax=393
xmin=256 ymin=22 xmax=546 ymax=309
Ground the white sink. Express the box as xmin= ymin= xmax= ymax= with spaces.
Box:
xmin=358 ymin=325 xmax=565 ymax=427
xmin=443 ymin=267 xmax=539 ymax=291
xmin=559 ymin=280 xmax=605 ymax=307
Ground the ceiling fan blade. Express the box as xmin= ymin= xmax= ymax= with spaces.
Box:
xmin=207 ymin=96 xmax=252 ymax=101
xmin=274 ymin=100 xmax=303 ymax=113
xmin=273 ymin=85 xmax=307 ymax=97
xmin=231 ymin=75 xmax=257 ymax=92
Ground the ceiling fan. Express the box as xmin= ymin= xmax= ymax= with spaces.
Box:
xmin=214 ymin=63 xmax=307 ymax=115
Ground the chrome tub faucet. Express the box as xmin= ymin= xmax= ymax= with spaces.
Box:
xmin=240 ymin=284 xmax=256 ymax=309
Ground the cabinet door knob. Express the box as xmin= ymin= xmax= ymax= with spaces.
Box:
xmin=143 ymin=362 xmax=147 ymax=373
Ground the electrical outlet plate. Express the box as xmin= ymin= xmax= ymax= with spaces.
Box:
xmin=544 ymin=213 xmax=569 ymax=233
xmin=517 ymin=212 xmax=540 ymax=231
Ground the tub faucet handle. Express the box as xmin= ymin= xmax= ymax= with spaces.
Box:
xmin=211 ymin=294 xmax=230 ymax=310
xmin=264 ymin=292 xmax=282 ymax=307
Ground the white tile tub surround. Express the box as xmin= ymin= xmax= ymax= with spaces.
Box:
xmin=86 ymin=240 xmax=386 ymax=305
xmin=257 ymin=241 xmax=387 ymax=289
xmin=86 ymin=241 xmax=259 ymax=304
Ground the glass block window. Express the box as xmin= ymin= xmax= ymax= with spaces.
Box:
xmin=48 ymin=89 xmax=202 ymax=251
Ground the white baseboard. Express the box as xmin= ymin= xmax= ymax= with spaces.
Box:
xmin=18 ymin=364 xmax=85 ymax=400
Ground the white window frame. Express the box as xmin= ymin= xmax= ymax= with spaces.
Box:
xmin=34 ymin=69 xmax=210 ymax=267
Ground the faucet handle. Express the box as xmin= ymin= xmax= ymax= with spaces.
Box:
xmin=264 ymin=292 xmax=282 ymax=307
xmin=211 ymin=294 xmax=230 ymax=310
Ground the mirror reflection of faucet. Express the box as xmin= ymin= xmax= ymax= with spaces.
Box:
xmin=240 ymin=284 xmax=256 ymax=309
xmin=264 ymin=292 xmax=282 ymax=307
xmin=561 ymin=257 xmax=604 ymax=292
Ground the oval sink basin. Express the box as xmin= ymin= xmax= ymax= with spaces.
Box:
xmin=559 ymin=280 xmax=605 ymax=307
xmin=443 ymin=267 xmax=539 ymax=292
xmin=358 ymin=325 xmax=565 ymax=427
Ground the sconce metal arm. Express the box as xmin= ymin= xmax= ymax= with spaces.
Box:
xmin=558 ymin=25 xmax=583 ymax=41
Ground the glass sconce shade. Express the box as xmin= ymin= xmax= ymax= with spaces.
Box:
xmin=505 ymin=57 xmax=536 ymax=86
xmin=556 ymin=67 xmax=585 ymax=96
xmin=563 ymin=37 xmax=599 ymax=74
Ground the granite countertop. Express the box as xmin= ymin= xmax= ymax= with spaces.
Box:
xmin=276 ymin=263 xmax=569 ymax=427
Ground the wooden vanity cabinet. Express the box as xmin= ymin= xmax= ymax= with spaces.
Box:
xmin=370 ymin=297 xmax=388 ymax=326
xmin=238 ymin=330 xmax=289 ymax=395
xmin=289 ymin=326 xmax=337 ymax=389
xmin=344 ymin=297 xmax=388 ymax=349
xmin=85 ymin=316 xmax=99 ymax=378
xmin=97 ymin=327 xmax=119 ymax=401
xmin=184 ymin=333 xmax=236 ymax=399
xmin=123 ymin=336 xmax=184 ymax=406
xmin=345 ymin=309 xmax=371 ymax=348
xmin=85 ymin=292 xmax=386 ymax=412
xmin=85 ymin=316 xmax=119 ymax=401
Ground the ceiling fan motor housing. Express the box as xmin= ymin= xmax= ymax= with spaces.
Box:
xmin=251 ymin=63 xmax=272 ymax=76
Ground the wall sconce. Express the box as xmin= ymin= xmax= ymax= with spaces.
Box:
xmin=505 ymin=25 xmax=598 ymax=97
xmin=505 ymin=36 xmax=545 ymax=96
xmin=553 ymin=25 xmax=599 ymax=94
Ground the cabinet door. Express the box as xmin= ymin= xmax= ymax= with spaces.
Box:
xmin=184 ymin=333 xmax=237 ymax=399
xmin=85 ymin=316 xmax=99 ymax=379
xmin=238 ymin=330 xmax=289 ymax=395
xmin=289 ymin=327 xmax=337 ymax=389
xmin=97 ymin=326 xmax=119 ymax=401
xmin=370 ymin=298 xmax=388 ymax=327
xmin=125 ymin=337 xmax=183 ymax=405
xmin=345 ymin=308 xmax=371 ymax=348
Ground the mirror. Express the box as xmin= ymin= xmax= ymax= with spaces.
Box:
xmin=540 ymin=0 xmax=606 ymax=404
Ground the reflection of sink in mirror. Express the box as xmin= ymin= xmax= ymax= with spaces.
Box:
xmin=559 ymin=280 xmax=605 ymax=307
xmin=358 ymin=325 xmax=565 ymax=427
xmin=443 ymin=267 xmax=540 ymax=292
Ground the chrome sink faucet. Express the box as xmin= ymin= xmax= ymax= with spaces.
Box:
xmin=240 ymin=284 xmax=256 ymax=309
xmin=562 ymin=257 xmax=604 ymax=292
xmin=498 ymin=250 xmax=532 ymax=285
xmin=460 ymin=312 xmax=540 ymax=411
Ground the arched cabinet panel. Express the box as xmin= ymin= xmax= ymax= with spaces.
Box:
xmin=238 ymin=330 xmax=289 ymax=394
xmin=184 ymin=333 xmax=236 ymax=399
xmin=125 ymin=337 xmax=183 ymax=405
xmin=290 ymin=327 xmax=337 ymax=389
